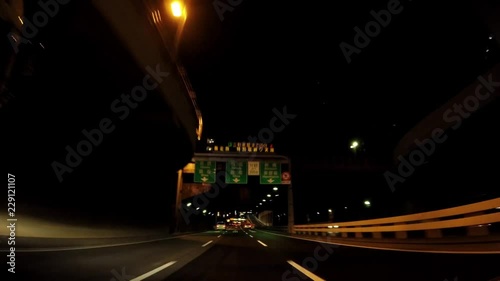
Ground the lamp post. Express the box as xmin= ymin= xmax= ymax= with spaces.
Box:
xmin=328 ymin=209 xmax=334 ymax=222
xmin=350 ymin=140 xmax=359 ymax=155
xmin=167 ymin=0 xmax=187 ymax=58
xmin=350 ymin=140 xmax=361 ymax=163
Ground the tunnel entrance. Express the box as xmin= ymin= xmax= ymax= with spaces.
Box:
xmin=175 ymin=152 xmax=293 ymax=232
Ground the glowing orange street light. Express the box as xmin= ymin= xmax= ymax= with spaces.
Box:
xmin=170 ymin=1 xmax=184 ymax=18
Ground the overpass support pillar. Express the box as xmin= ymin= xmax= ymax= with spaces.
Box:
xmin=287 ymin=158 xmax=294 ymax=234
xmin=466 ymin=212 xmax=490 ymax=236
xmin=288 ymin=183 xmax=294 ymax=233
xmin=424 ymin=219 xmax=442 ymax=238
xmin=395 ymin=223 xmax=408 ymax=239
xmin=175 ymin=169 xmax=183 ymax=233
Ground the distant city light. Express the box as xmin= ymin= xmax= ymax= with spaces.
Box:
xmin=187 ymin=202 xmax=192 ymax=207
xmin=364 ymin=200 xmax=371 ymax=207
xmin=273 ymin=187 xmax=278 ymax=191
xmin=267 ymin=194 xmax=271 ymax=197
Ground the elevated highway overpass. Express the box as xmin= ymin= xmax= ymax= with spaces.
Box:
xmin=1 ymin=0 xmax=202 ymax=237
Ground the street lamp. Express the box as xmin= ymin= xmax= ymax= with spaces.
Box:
xmin=170 ymin=1 xmax=185 ymax=18
xmin=350 ymin=140 xmax=361 ymax=159
xmin=350 ymin=141 xmax=359 ymax=149
xmin=166 ymin=0 xmax=188 ymax=58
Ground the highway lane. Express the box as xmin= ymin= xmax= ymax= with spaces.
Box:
xmin=164 ymin=229 xmax=294 ymax=281
xmin=5 ymin=229 xmax=500 ymax=281
xmin=8 ymin=231 xmax=220 ymax=281
xmin=166 ymin=229 xmax=500 ymax=281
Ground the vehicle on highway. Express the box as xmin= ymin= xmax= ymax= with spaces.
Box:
xmin=242 ymin=220 xmax=255 ymax=229
xmin=215 ymin=221 xmax=226 ymax=231
xmin=225 ymin=221 xmax=238 ymax=231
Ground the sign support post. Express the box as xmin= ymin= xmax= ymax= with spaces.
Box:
xmin=175 ymin=169 xmax=183 ymax=233
xmin=287 ymin=158 xmax=294 ymax=234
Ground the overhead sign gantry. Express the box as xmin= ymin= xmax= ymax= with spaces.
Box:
xmin=175 ymin=147 xmax=294 ymax=233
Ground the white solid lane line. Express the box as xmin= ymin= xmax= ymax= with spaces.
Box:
xmin=257 ymin=240 xmax=267 ymax=247
xmin=217 ymin=235 xmax=221 ymax=238
xmin=202 ymin=240 xmax=213 ymax=247
xmin=287 ymin=260 xmax=326 ymax=281
xmin=249 ymin=235 xmax=253 ymax=238
xmin=130 ymin=261 xmax=176 ymax=281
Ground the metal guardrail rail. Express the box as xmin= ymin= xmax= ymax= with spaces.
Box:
xmin=293 ymin=198 xmax=500 ymax=239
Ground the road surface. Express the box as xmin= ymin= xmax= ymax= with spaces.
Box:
xmin=5 ymin=229 xmax=500 ymax=281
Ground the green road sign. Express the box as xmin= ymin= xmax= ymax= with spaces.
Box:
xmin=225 ymin=160 xmax=248 ymax=184
xmin=260 ymin=161 xmax=281 ymax=184
xmin=194 ymin=161 xmax=216 ymax=183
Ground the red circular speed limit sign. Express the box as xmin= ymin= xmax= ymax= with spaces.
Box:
xmin=282 ymin=172 xmax=291 ymax=180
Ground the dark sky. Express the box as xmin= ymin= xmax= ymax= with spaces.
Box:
xmin=178 ymin=0 xmax=497 ymax=156
xmin=171 ymin=0 xmax=500 ymax=218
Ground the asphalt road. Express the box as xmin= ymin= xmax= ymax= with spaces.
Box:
xmin=4 ymin=229 xmax=500 ymax=281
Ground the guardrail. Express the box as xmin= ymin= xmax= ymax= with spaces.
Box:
xmin=293 ymin=198 xmax=500 ymax=239
xmin=256 ymin=225 xmax=289 ymax=232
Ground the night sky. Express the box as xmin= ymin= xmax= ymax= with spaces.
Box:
xmin=179 ymin=0 xmax=498 ymax=151
xmin=174 ymin=0 xmax=500 ymax=218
